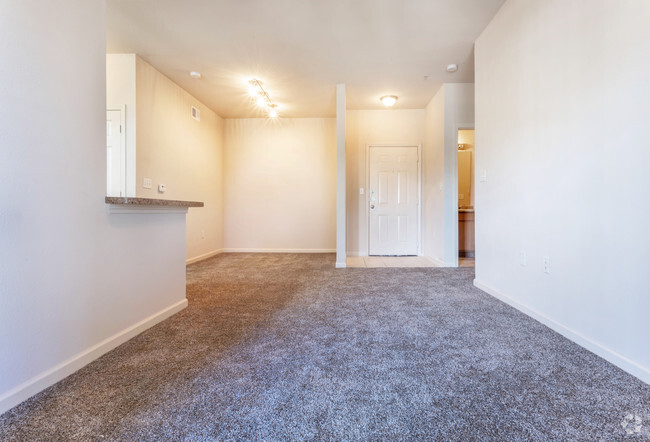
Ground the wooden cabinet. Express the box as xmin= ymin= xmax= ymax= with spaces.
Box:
xmin=459 ymin=210 xmax=475 ymax=257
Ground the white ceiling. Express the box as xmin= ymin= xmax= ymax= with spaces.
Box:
xmin=106 ymin=0 xmax=505 ymax=118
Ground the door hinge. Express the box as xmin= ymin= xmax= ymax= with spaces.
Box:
xmin=120 ymin=125 xmax=122 ymax=133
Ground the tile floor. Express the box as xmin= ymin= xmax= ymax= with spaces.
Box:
xmin=346 ymin=256 xmax=475 ymax=268
xmin=346 ymin=256 xmax=439 ymax=268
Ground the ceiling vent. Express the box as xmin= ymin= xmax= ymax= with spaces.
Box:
xmin=191 ymin=106 xmax=200 ymax=121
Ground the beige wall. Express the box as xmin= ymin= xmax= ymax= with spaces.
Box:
xmin=134 ymin=57 xmax=224 ymax=261
xmin=223 ymin=118 xmax=336 ymax=251
xmin=345 ymin=109 xmax=425 ymax=256
xmin=475 ymin=0 xmax=650 ymax=382
xmin=423 ymin=84 xmax=474 ymax=265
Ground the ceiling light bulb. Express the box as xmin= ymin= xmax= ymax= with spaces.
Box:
xmin=380 ymin=95 xmax=398 ymax=107
xmin=446 ymin=64 xmax=458 ymax=73
xmin=269 ymin=109 xmax=278 ymax=118
xmin=248 ymin=85 xmax=259 ymax=97
xmin=257 ymin=96 xmax=268 ymax=107
xmin=189 ymin=71 xmax=201 ymax=79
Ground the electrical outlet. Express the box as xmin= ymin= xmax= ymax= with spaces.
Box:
xmin=359 ymin=187 xmax=364 ymax=195
xmin=520 ymin=251 xmax=527 ymax=267
xmin=543 ymin=256 xmax=551 ymax=274
xmin=143 ymin=178 xmax=152 ymax=189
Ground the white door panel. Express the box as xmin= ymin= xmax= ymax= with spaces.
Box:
xmin=106 ymin=109 xmax=125 ymax=197
xmin=369 ymin=146 xmax=419 ymax=255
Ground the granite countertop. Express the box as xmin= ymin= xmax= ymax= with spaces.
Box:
xmin=105 ymin=197 xmax=204 ymax=208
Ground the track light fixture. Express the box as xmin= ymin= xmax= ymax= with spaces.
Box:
xmin=268 ymin=104 xmax=278 ymax=118
xmin=248 ymin=79 xmax=279 ymax=118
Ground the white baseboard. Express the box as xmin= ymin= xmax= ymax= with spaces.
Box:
xmin=0 ymin=298 xmax=188 ymax=415
xmin=335 ymin=261 xmax=347 ymax=268
xmin=474 ymin=279 xmax=650 ymax=385
xmin=222 ymin=248 xmax=336 ymax=253
xmin=186 ymin=249 xmax=223 ymax=265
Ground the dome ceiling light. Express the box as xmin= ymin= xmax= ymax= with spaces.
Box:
xmin=380 ymin=95 xmax=398 ymax=107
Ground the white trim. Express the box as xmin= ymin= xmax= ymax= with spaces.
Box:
xmin=366 ymin=144 xmax=422 ymax=256
xmin=221 ymin=248 xmax=336 ymax=253
xmin=335 ymin=261 xmax=347 ymax=268
xmin=0 ymin=299 xmax=188 ymax=415
xmin=186 ymin=249 xmax=224 ymax=265
xmin=474 ymin=279 xmax=650 ymax=385
xmin=107 ymin=205 xmax=189 ymax=215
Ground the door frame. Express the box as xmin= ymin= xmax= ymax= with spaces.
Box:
xmin=107 ymin=104 xmax=127 ymax=197
xmin=365 ymin=144 xmax=422 ymax=256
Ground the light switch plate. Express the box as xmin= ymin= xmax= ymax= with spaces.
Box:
xmin=143 ymin=178 xmax=152 ymax=189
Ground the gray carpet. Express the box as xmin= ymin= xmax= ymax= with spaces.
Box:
xmin=1 ymin=253 xmax=649 ymax=440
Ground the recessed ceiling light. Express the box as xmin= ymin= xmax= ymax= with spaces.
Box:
xmin=446 ymin=64 xmax=458 ymax=73
xmin=380 ymin=95 xmax=398 ymax=107
xmin=189 ymin=71 xmax=202 ymax=79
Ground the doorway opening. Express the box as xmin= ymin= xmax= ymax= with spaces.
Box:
xmin=457 ymin=129 xmax=475 ymax=267
xmin=367 ymin=145 xmax=421 ymax=256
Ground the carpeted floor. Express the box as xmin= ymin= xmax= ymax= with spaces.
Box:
xmin=1 ymin=253 xmax=649 ymax=440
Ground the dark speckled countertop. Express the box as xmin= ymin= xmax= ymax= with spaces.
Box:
xmin=105 ymin=197 xmax=203 ymax=207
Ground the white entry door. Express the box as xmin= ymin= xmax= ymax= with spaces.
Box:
xmin=106 ymin=109 xmax=125 ymax=197
xmin=368 ymin=146 xmax=419 ymax=255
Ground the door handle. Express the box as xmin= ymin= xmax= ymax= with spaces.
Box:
xmin=370 ymin=204 xmax=375 ymax=209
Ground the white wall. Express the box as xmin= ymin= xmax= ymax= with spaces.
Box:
xmin=106 ymin=54 xmax=137 ymax=197
xmin=423 ymin=89 xmax=445 ymax=262
xmin=336 ymin=84 xmax=347 ymax=267
xmin=135 ymin=57 xmax=224 ymax=262
xmin=223 ymin=118 xmax=336 ymax=252
xmin=422 ymin=84 xmax=475 ymax=265
xmin=345 ymin=110 xmax=425 ymax=256
xmin=0 ymin=0 xmax=188 ymax=414
xmin=475 ymin=0 xmax=650 ymax=383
